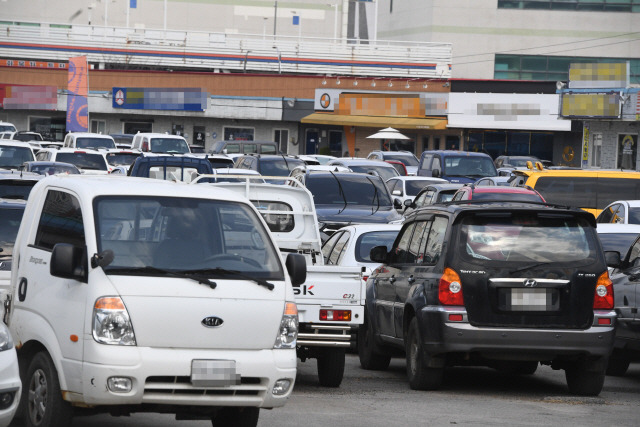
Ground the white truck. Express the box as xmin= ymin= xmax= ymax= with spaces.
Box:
xmin=195 ymin=176 xmax=364 ymax=387
xmin=3 ymin=175 xmax=306 ymax=427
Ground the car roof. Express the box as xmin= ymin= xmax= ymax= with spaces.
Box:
xmin=596 ymin=223 xmax=640 ymax=234
xmin=0 ymin=140 xmax=35 ymax=149
xmin=329 ymin=158 xmax=396 ymax=167
xmin=135 ymin=133 xmax=187 ymax=139
xmin=603 ymin=200 xmax=640 ymax=208
xmin=470 ymin=186 xmax=538 ymax=194
xmin=336 ymin=223 xmax=403 ymax=234
xmin=421 ymin=150 xmax=491 ymax=157
xmin=419 ymin=183 xmax=465 ymax=192
xmin=68 ymin=133 xmax=114 ymax=139
xmin=388 ymin=176 xmax=448 ymax=182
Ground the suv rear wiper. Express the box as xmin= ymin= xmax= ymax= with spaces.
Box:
xmin=105 ymin=266 xmax=217 ymax=289
xmin=181 ymin=268 xmax=275 ymax=291
xmin=510 ymin=261 xmax=553 ymax=274
xmin=329 ymin=170 xmax=348 ymax=214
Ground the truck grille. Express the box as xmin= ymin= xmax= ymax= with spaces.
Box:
xmin=143 ymin=376 xmax=265 ymax=403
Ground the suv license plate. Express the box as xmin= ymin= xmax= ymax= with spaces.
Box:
xmin=191 ymin=360 xmax=239 ymax=387
xmin=510 ymin=288 xmax=550 ymax=311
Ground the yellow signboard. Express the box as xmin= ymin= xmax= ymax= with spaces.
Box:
xmin=561 ymin=93 xmax=619 ymax=118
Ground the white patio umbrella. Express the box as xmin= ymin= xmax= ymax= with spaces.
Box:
xmin=366 ymin=127 xmax=410 ymax=140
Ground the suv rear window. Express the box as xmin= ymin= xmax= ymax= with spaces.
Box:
xmin=457 ymin=212 xmax=598 ymax=265
xmin=56 ymin=153 xmax=107 ymax=171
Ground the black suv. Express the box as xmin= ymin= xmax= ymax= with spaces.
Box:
xmin=359 ymin=201 xmax=617 ymax=396
xmin=234 ymin=154 xmax=305 ymax=184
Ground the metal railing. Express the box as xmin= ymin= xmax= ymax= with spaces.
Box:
xmin=0 ymin=21 xmax=452 ymax=78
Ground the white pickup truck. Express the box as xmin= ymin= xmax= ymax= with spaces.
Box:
xmin=3 ymin=175 xmax=306 ymax=427
xmin=195 ymin=176 xmax=364 ymax=387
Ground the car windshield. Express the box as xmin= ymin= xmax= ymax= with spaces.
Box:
xmin=384 ymin=154 xmax=419 ymax=167
xmin=628 ymin=208 xmax=640 ymax=224
xmin=307 ymin=174 xmax=393 ymax=207
xmin=0 ymin=181 xmax=37 ymax=199
xmin=597 ymin=232 xmax=639 ymax=256
xmin=348 ymin=165 xmax=398 ymax=182
xmin=95 ymin=196 xmax=284 ymax=279
xmin=75 ymin=137 xmax=116 ymax=149
xmin=14 ymin=133 xmax=43 ymax=142
xmin=150 ymin=138 xmax=190 ymax=154
xmin=509 ymin=157 xmax=537 ymax=167
xmin=56 ymin=153 xmax=107 ymax=170
xmin=443 ymin=156 xmax=497 ymax=178
xmin=0 ymin=206 xmax=24 ymax=259
xmin=458 ymin=212 xmax=598 ymax=264
xmin=0 ymin=125 xmax=16 ymax=132
xmin=30 ymin=164 xmax=79 ymax=175
xmin=355 ymin=230 xmax=400 ymax=262
xmin=105 ymin=152 xmax=139 ymax=166
xmin=259 ymin=158 xmax=305 ymax=177
xmin=406 ymin=180 xmax=434 ymax=196
xmin=0 ymin=146 xmax=34 ymax=168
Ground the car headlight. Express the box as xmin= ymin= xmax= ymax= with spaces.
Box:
xmin=92 ymin=297 xmax=136 ymax=346
xmin=274 ymin=302 xmax=298 ymax=349
xmin=0 ymin=323 xmax=14 ymax=351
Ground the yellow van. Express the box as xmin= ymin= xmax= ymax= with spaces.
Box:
xmin=511 ymin=169 xmax=640 ymax=217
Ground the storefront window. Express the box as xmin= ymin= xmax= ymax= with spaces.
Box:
xmin=618 ymin=134 xmax=638 ymax=170
xmin=224 ymin=127 xmax=254 ymax=141
xmin=590 ymin=133 xmax=602 ymax=168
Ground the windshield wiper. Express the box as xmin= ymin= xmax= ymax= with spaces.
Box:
xmin=180 ymin=268 xmax=275 ymax=291
xmin=329 ymin=170 xmax=348 ymax=214
xmin=510 ymin=261 xmax=553 ymax=275
xmin=365 ymin=176 xmax=380 ymax=215
xmin=106 ymin=266 xmax=217 ymax=289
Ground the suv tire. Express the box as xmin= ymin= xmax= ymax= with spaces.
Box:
xmin=358 ymin=312 xmax=391 ymax=371
xmin=405 ymin=317 xmax=444 ymax=390
xmin=565 ymin=358 xmax=606 ymax=396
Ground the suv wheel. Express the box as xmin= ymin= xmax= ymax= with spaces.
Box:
xmin=565 ymin=357 xmax=606 ymax=396
xmin=358 ymin=312 xmax=391 ymax=371
xmin=405 ymin=317 xmax=444 ymax=390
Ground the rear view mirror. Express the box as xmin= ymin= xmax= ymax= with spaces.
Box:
xmin=285 ymin=253 xmax=307 ymax=286
xmin=50 ymin=243 xmax=88 ymax=283
xmin=604 ymin=251 xmax=621 ymax=268
xmin=369 ymin=246 xmax=388 ymax=264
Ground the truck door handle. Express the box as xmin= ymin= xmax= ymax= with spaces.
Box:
xmin=389 ymin=276 xmax=396 ymax=284
xmin=408 ymin=275 xmax=415 ymax=284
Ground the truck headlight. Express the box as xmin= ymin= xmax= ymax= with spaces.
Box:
xmin=0 ymin=323 xmax=13 ymax=351
xmin=274 ymin=302 xmax=298 ymax=349
xmin=93 ymin=297 xmax=136 ymax=346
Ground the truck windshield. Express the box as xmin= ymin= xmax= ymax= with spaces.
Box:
xmin=57 ymin=153 xmax=107 ymax=171
xmin=457 ymin=212 xmax=598 ymax=265
xmin=443 ymin=156 xmax=497 ymax=178
xmin=150 ymin=138 xmax=190 ymax=154
xmin=106 ymin=152 xmax=139 ymax=166
xmin=307 ymin=175 xmax=393 ymax=207
xmin=95 ymin=196 xmax=284 ymax=280
xmin=75 ymin=138 xmax=116 ymax=149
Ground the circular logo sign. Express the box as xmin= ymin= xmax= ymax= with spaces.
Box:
xmin=115 ymin=89 xmax=125 ymax=106
xmin=320 ymin=93 xmax=331 ymax=109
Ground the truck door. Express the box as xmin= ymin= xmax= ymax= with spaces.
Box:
xmin=14 ymin=189 xmax=88 ymax=374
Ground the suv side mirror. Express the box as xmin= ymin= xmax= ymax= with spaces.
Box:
xmin=370 ymin=246 xmax=388 ymax=264
xmin=604 ymin=251 xmax=621 ymax=268
xmin=432 ymin=169 xmax=441 ymax=178
xmin=285 ymin=253 xmax=307 ymax=286
xmin=50 ymin=243 xmax=88 ymax=283
xmin=393 ymin=198 xmax=402 ymax=209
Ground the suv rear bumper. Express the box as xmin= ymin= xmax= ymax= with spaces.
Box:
xmin=419 ymin=306 xmax=616 ymax=359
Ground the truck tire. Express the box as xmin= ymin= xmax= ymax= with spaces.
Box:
xmin=24 ymin=351 xmax=73 ymax=427
xmin=606 ymin=356 xmax=630 ymax=377
xmin=565 ymin=358 xmax=606 ymax=396
xmin=358 ymin=313 xmax=391 ymax=371
xmin=405 ymin=317 xmax=444 ymax=391
xmin=211 ymin=407 xmax=259 ymax=427
xmin=317 ymin=348 xmax=345 ymax=387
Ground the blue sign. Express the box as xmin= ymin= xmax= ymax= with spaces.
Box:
xmin=112 ymin=87 xmax=208 ymax=111
xmin=130 ymin=0 xmax=137 ymax=8
xmin=292 ymin=16 xmax=300 ymax=25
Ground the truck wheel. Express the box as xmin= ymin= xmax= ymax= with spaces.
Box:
xmin=357 ymin=314 xmax=391 ymax=371
xmin=565 ymin=358 xmax=606 ymax=396
xmin=606 ymin=357 xmax=630 ymax=377
xmin=24 ymin=351 xmax=73 ymax=427
xmin=211 ymin=407 xmax=259 ymax=427
xmin=317 ymin=348 xmax=345 ymax=387
xmin=405 ymin=317 xmax=444 ymax=391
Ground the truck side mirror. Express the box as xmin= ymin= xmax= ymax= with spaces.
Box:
xmin=403 ymin=199 xmax=414 ymax=208
xmin=432 ymin=169 xmax=441 ymax=178
xmin=604 ymin=251 xmax=621 ymax=268
xmin=50 ymin=243 xmax=88 ymax=283
xmin=393 ymin=198 xmax=402 ymax=210
xmin=285 ymin=253 xmax=307 ymax=287
xmin=369 ymin=246 xmax=388 ymax=264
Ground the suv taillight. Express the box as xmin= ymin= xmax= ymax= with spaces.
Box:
xmin=439 ymin=267 xmax=464 ymax=306
xmin=593 ymin=271 xmax=614 ymax=309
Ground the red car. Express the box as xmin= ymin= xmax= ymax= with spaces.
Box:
xmin=451 ymin=185 xmax=546 ymax=203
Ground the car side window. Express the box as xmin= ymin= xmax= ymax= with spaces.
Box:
xmin=388 ymin=179 xmax=399 ymax=194
xmin=407 ymin=221 xmax=428 ymax=264
xmin=322 ymin=231 xmax=343 ymax=263
xmin=432 ymin=157 xmax=441 ymax=173
xmin=613 ymin=204 xmax=626 ymax=224
xmin=421 ymin=216 xmax=447 ymax=264
xmin=34 ymin=190 xmax=85 ymax=250
xmin=452 ymin=191 xmax=464 ymax=201
xmin=598 ymin=204 xmax=618 ymax=223
xmin=414 ymin=192 xmax=427 ymax=206
xmin=422 ymin=189 xmax=435 ymax=206
xmin=391 ymin=223 xmax=416 ymax=264
xmin=328 ymin=231 xmax=350 ymax=265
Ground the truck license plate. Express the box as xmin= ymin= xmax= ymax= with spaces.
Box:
xmin=191 ymin=360 xmax=239 ymax=387
xmin=510 ymin=288 xmax=549 ymax=311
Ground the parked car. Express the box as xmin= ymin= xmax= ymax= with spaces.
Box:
xmin=63 ymin=132 xmax=116 ymax=150
xmin=451 ymin=184 xmax=546 ymax=203
xmin=494 ymin=155 xmax=543 ymax=169
xmin=35 ymin=148 xmax=111 ymax=174
xmin=367 ymin=150 xmax=420 ymax=175
xmin=596 ymin=223 xmax=640 ymax=258
xmin=104 ymin=149 xmax=141 ymax=172
xmin=0 ymin=122 xmax=16 ymax=133
xmin=0 ymin=170 xmax=43 ymax=199
xmin=605 ymin=232 xmax=640 ymax=376
xmin=128 ymin=155 xmax=214 ymax=182
xmin=475 ymin=176 xmax=512 ymax=186
xmin=7 ymin=131 xmax=43 ymax=142
xmin=386 ymin=176 xmax=448 ymax=208
xmin=0 ymin=141 xmax=36 ymax=170
xmin=359 ymin=201 xmax=617 ymax=396
xmin=205 ymin=153 xmax=235 ymax=169
xmin=417 ymin=150 xmax=498 ymax=183
xmin=298 ymin=155 xmax=321 ymax=166
xmin=234 ymin=154 xmax=305 ymax=184
xmin=18 ymin=161 xmax=80 ymax=175
xmin=209 ymin=140 xmax=279 ymax=156
xmin=0 ymin=322 xmax=21 ymax=427
xmin=327 ymin=158 xmax=400 ymax=182
xmin=131 ymin=132 xmax=191 ymax=154
xmin=306 ymin=155 xmax=337 ymax=165
xmin=597 ymin=200 xmax=640 ymax=225
xmin=109 ymin=133 xmax=134 ymax=148
xmin=402 ymin=183 xmax=464 ymax=216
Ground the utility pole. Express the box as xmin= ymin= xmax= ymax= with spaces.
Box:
xmin=273 ymin=1 xmax=278 ymax=40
